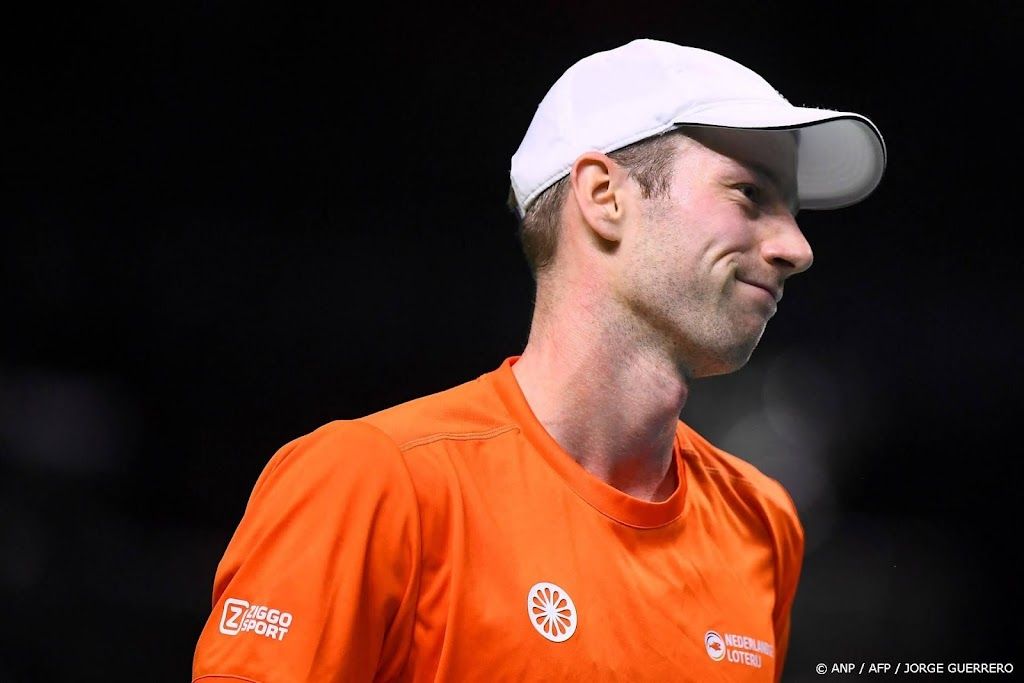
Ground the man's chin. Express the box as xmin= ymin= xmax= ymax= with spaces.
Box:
xmin=689 ymin=357 xmax=750 ymax=379
xmin=686 ymin=337 xmax=761 ymax=379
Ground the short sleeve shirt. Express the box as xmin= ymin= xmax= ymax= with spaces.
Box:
xmin=193 ymin=356 xmax=804 ymax=682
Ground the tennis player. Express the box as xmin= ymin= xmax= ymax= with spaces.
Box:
xmin=193 ymin=38 xmax=886 ymax=682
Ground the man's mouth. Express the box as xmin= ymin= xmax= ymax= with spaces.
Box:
xmin=737 ymin=277 xmax=782 ymax=303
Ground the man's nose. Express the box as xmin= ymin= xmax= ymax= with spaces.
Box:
xmin=761 ymin=213 xmax=813 ymax=275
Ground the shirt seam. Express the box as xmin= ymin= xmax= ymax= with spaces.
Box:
xmin=574 ymin=445 xmax=694 ymax=531
xmin=702 ymin=466 xmax=769 ymax=489
xmin=397 ymin=424 xmax=519 ymax=452
xmin=514 ymin=427 xmax=691 ymax=531
xmin=351 ymin=421 xmax=425 ymax=677
xmin=399 ymin=422 xmax=690 ymax=529
xmin=704 ymin=465 xmax=790 ymax=643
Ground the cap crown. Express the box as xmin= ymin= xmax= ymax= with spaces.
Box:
xmin=510 ymin=40 xmax=790 ymax=215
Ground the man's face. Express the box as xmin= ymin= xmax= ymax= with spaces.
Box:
xmin=614 ymin=128 xmax=812 ymax=378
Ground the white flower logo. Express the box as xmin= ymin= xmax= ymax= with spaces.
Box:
xmin=527 ymin=582 xmax=577 ymax=642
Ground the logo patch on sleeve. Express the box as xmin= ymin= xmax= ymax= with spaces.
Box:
xmin=219 ymin=597 xmax=293 ymax=641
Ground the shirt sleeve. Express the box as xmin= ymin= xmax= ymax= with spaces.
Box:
xmin=192 ymin=420 xmax=422 ymax=683
xmin=768 ymin=483 xmax=805 ymax=683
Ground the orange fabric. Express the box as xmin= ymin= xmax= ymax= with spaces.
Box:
xmin=193 ymin=356 xmax=804 ymax=682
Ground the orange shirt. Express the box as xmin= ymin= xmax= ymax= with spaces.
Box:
xmin=193 ymin=356 xmax=804 ymax=682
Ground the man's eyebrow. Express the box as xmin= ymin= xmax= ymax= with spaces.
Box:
xmin=744 ymin=160 xmax=800 ymax=216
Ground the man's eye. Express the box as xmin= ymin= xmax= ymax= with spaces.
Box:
xmin=738 ymin=184 xmax=761 ymax=202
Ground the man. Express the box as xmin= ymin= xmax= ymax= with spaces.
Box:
xmin=193 ymin=39 xmax=885 ymax=682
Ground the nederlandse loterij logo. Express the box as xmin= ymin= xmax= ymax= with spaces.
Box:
xmin=704 ymin=628 xmax=775 ymax=669
xmin=219 ymin=597 xmax=293 ymax=641
xmin=705 ymin=630 xmax=726 ymax=661
xmin=527 ymin=582 xmax=577 ymax=643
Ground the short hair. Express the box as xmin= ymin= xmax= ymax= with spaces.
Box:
xmin=508 ymin=130 xmax=689 ymax=280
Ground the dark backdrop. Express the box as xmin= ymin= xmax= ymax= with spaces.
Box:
xmin=2 ymin=3 xmax=1021 ymax=681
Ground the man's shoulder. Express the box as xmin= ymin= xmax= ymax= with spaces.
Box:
xmin=259 ymin=419 xmax=405 ymax=479
xmin=356 ymin=366 xmax=513 ymax=452
xmin=249 ymin=362 xmax=515 ymax=505
xmin=677 ymin=420 xmax=799 ymax=521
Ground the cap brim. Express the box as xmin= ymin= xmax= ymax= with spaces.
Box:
xmin=672 ymin=103 xmax=887 ymax=210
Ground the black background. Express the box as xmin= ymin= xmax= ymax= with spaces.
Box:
xmin=2 ymin=2 xmax=1021 ymax=681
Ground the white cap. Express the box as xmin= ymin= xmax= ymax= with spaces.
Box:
xmin=510 ymin=39 xmax=886 ymax=216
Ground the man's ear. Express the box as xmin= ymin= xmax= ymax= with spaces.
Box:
xmin=570 ymin=152 xmax=629 ymax=243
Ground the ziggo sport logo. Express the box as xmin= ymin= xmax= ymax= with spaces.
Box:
xmin=219 ymin=598 xmax=292 ymax=641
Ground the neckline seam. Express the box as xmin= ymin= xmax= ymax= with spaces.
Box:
xmin=490 ymin=357 xmax=690 ymax=529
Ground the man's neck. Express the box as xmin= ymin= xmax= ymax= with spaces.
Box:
xmin=511 ymin=315 xmax=689 ymax=503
